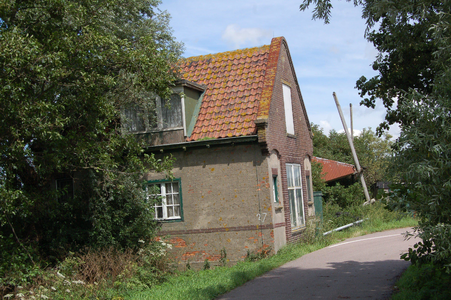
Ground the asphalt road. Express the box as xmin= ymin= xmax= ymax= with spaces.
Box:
xmin=218 ymin=228 xmax=419 ymax=300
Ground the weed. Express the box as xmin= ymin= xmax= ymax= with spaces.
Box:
xmin=203 ymin=259 xmax=210 ymax=270
xmin=185 ymin=261 xmax=191 ymax=271
xmin=219 ymin=248 xmax=227 ymax=267
xmin=245 ymin=246 xmax=271 ymax=262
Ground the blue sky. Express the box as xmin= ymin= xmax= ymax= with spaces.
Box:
xmin=159 ymin=0 xmax=400 ymax=138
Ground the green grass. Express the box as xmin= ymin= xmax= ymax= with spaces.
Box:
xmin=125 ymin=211 xmax=417 ymax=300
xmin=391 ymin=264 xmax=451 ymax=300
xmin=8 ymin=205 xmax=414 ymax=300
xmin=127 ymin=243 xmax=325 ymax=300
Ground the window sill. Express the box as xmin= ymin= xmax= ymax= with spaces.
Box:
xmin=133 ymin=127 xmax=184 ymax=134
xmin=286 ymin=133 xmax=296 ymax=139
xmin=291 ymin=226 xmax=306 ymax=235
xmin=157 ymin=218 xmax=183 ymax=223
xmin=275 ymin=205 xmax=283 ymax=212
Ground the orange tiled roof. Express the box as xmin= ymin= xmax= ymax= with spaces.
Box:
xmin=180 ymin=38 xmax=283 ymax=141
xmin=312 ymin=157 xmax=357 ymax=182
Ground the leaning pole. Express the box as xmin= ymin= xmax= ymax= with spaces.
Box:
xmin=333 ymin=92 xmax=371 ymax=204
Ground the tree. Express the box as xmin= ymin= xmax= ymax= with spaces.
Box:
xmin=300 ymin=0 xmax=444 ymax=134
xmin=300 ymin=0 xmax=451 ymax=272
xmin=0 ymin=0 xmax=181 ymax=264
xmin=389 ymin=68 xmax=451 ymax=272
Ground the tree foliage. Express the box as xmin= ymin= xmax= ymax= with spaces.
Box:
xmin=301 ymin=0 xmax=451 ymax=272
xmin=0 ymin=0 xmax=181 ymax=269
xmin=391 ymin=69 xmax=451 ymax=272
xmin=300 ymin=0 xmax=445 ymax=134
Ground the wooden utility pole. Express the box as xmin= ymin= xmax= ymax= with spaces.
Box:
xmin=350 ymin=103 xmax=354 ymax=141
xmin=333 ymin=92 xmax=371 ymax=203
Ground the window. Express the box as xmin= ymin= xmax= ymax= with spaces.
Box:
xmin=286 ymin=164 xmax=305 ymax=228
xmin=123 ymin=94 xmax=183 ymax=133
xmin=306 ymin=174 xmax=312 ymax=202
xmin=282 ymin=84 xmax=295 ymax=135
xmin=56 ymin=177 xmax=73 ymax=203
xmin=148 ymin=179 xmax=182 ymax=221
xmin=160 ymin=94 xmax=183 ymax=129
xmin=273 ymin=175 xmax=279 ymax=203
xmin=123 ymin=104 xmax=149 ymax=132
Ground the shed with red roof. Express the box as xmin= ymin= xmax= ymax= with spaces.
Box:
xmin=312 ymin=157 xmax=357 ymax=183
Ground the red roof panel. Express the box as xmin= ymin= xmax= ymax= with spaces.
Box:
xmin=180 ymin=44 xmax=272 ymax=141
xmin=312 ymin=157 xmax=357 ymax=182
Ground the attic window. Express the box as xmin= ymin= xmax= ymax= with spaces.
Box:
xmin=282 ymin=84 xmax=295 ymax=135
xmin=159 ymin=94 xmax=183 ymax=129
xmin=123 ymin=94 xmax=183 ymax=133
xmin=123 ymin=104 xmax=153 ymax=132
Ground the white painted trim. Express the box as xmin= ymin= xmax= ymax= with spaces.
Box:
xmin=181 ymin=94 xmax=187 ymax=137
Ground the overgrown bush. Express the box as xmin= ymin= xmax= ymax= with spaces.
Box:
xmin=2 ymin=240 xmax=174 ymax=299
xmin=0 ymin=0 xmax=179 ymax=293
xmin=322 ymin=182 xmax=365 ymax=208
xmin=0 ymin=234 xmax=41 ymax=296
xmin=322 ymin=202 xmax=365 ymax=232
xmin=321 ymin=197 xmax=409 ymax=233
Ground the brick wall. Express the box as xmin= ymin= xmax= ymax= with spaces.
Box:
xmin=146 ymin=142 xmax=274 ymax=266
xmin=265 ymin=37 xmax=314 ymax=243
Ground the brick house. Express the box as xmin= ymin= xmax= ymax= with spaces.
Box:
xmin=139 ymin=37 xmax=314 ymax=266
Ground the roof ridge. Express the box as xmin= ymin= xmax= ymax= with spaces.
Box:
xmin=313 ymin=156 xmax=356 ymax=167
xmin=181 ymin=44 xmax=270 ymax=63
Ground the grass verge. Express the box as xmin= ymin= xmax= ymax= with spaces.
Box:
xmin=127 ymin=212 xmax=417 ymax=300
xmin=391 ymin=263 xmax=451 ymax=300
xmin=3 ymin=204 xmax=417 ymax=299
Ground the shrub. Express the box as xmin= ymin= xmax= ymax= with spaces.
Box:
xmin=0 ymin=234 xmax=41 ymax=296
xmin=3 ymin=240 xmax=174 ymax=299
xmin=322 ymin=182 xmax=365 ymax=208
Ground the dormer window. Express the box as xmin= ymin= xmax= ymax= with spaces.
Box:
xmin=123 ymin=94 xmax=183 ymax=133
xmin=158 ymin=94 xmax=183 ymax=130
xmin=123 ymin=104 xmax=152 ymax=132
xmin=123 ymin=80 xmax=205 ymax=145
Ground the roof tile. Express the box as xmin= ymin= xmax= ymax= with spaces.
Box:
xmin=180 ymin=42 xmax=277 ymax=141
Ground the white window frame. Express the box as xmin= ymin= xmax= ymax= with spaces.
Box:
xmin=147 ymin=180 xmax=182 ymax=221
xmin=286 ymin=163 xmax=305 ymax=228
xmin=282 ymin=84 xmax=295 ymax=135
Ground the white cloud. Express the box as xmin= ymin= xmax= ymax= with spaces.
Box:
xmin=338 ymin=128 xmax=362 ymax=137
xmin=319 ymin=120 xmax=333 ymax=134
xmin=222 ymin=24 xmax=272 ymax=48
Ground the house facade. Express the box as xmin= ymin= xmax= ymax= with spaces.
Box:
xmin=142 ymin=37 xmax=314 ymax=266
